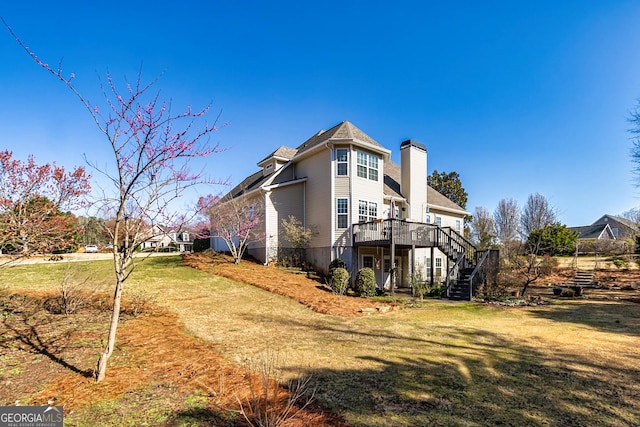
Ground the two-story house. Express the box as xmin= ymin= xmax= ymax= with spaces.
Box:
xmin=214 ymin=121 xmax=491 ymax=298
xmin=140 ymin=226 xmax=194 ymax=252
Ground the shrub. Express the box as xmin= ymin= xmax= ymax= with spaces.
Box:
xmin=328 ymin=258 xmax=347 ymax=276
xmin=409 ymin=269 xmax=429 ymax=302
xmin=427 ymin=284 xmax=445 ymax=298
xmin=239 ymin=349 xmax=316 ymax=427
xmin=354 ymin=268 xmax=378 ymax=297
xmin=329 ymin=268 xmax=349 ymax=296
xmin=613 ymin=258 xmax=627 ymax=269
xmin=560 ymin=288 xmax=575 ymax=297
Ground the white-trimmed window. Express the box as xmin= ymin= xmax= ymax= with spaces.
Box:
xmin=336 ymin=148 xmax=349 ymax=176
xmin=455 ymin=220 xmax=461 ymax=233
xmin=435 ymin=257 xmax=442 ymax=278
xmin=356 ymin=151 xmax=379 ymax=181
xmin=358 ymin=200 xmax=378 ymax=223
xmin=425 ymin=214 xmax=431 ymax=224
xmin=425 ymin=257 xmax=431 ymax=278
xmin=337 ymin=198 xmax=349 ymax=229
xmin=435 ymin=216 xmax=442 ymax=227
xmin=363 ymin=255 xmax=374 ymax=269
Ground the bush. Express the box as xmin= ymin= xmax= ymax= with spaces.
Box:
xmin=328 ymin=258 xmax=347 ymax=276
xmin=330 ymin=268 xmax=349 ymax=296
xmin=427 ymin=284 xmax=445 ymax=298
xmin=409 ymin=270 xmax=429 ymax=301
xmin=560 ymin=288 xmax=575 ymax=297
xmin=354 ymin=268 xmax=378 ymax=297
xmin=613 ymin=258 xmax=627 ymax=269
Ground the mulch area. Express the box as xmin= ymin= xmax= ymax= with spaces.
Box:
xmin=182 ymin=252 xmax=395 ymax=317
xmin=1 ymin=291 xmax=348 ymax=426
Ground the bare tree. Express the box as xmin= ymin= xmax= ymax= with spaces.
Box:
xmin=6 ymin=22 xmax=226 ymax=381
xmin=201 ymin=193 xmax=263 ymax=264
xmin=521 ymin=193 xmax=556 ymax=237
xmin=629 ymin=101 xmax=640 ymax=186
xmin=469 ymin=206 xmax=496 ymax=250
xmin=494 ymin=198 xmax=520 ymax=259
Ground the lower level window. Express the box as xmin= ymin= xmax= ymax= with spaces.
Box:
xmin=363 ymin=255 xmax=374 ymax=269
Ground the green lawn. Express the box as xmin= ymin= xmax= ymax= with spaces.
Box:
xmin=2 ymin=255 xmax=639 ymax=426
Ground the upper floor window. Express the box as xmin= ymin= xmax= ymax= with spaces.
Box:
xmin=455 ymin=220 xmax=461 ymax=233
xmin=337 ymin=198 xmax=349 ymax=229
xmin=435 ymin=216 xmax=442 ymax=227
xmin=336 ymin=148 xmax=348 ymax=176
xmin=356 ymin=151 xmax=379 ymax=181
xmin=358 ymin=200 xmax=378 ymax=223
xmin=425 ymin=214 xmax=431 ymax=224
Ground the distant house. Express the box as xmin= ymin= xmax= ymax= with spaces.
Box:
xmin=569 ymin=224 xmax=616 ymax=241
xmin=570 ymin=214 xmax=639 ymax=242
xmin=212 ymin=120 xmax=496 ymax=299
xmin=569 ymin=214 xmax=638 ymax=254
xmin=591 ymin=214 xmax=638 ymax=241
xmin=140 ymin=227 xmax=194 ymax=252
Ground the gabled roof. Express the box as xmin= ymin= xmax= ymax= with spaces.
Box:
xmin=257 ymin=145 xmax=298 ymax=166
xmin=383 ymin=159 xmax=467 ymax=215
xmin=294 ymin=121 xmax=388 ymax=158
xmin=427 ymin=186 xmax=467 ymax=214
xmin=569 ymin=224 xmax=615 ymax=240
xmin=592 ymin=214 xmax=639 ymax=231
xmin=227 ymin=169 xmax=271 ymax=198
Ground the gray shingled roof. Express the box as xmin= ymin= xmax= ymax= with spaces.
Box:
xmin=258 ymin=145 xmax=298 ymax=165
xmin=383 ymin=159 xmax=466 ymax=213
xmin=294 ymin=121 xmax=385 ymax=157
xmin=569 ymin=224 xmax=612 ymax=240
xmin=227 ymin=169 xmax=271 ymax=198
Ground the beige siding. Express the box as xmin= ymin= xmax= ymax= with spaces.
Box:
xmin=295 ymin=149 xmax=332 ymax=248
xmin=271 ymin=164 xmax=295 ymax=184
xmin=269 ymin=182 xmax=305 ymax=245
xmin=428 ymin=208 xmax=465 ymax=233
xmin=350 ymin=153 xmax=384 ymax=224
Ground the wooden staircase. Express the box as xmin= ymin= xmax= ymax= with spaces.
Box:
xmin=436 ymin=227 xmax=496 ymax=300
xmin=448 ymin=267 xmax=478 ymax=300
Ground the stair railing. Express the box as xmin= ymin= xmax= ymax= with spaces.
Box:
xmin=445 ymin=250 xmax=466 ymax=297
xmin=465 ymin=250 xmax=491 ymax=300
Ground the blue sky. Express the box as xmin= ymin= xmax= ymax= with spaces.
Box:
xmin=2 ymin=1 xmax=640 ymax=226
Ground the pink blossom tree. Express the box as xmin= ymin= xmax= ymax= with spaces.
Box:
xmin=0 ymin=150 xmax=90 ymax=261
xmin=5 ymin=20 xmax=227 ymax=381
xmin=198 ymin=192 xmax=264 ymax=264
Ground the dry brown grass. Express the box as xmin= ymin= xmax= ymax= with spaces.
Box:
xmin=2 ymin=254 xmax=640 ymax=426
xmin=0 ymin=290 xmax=346 ymax=426
xmin=182 ymin=251 xmax=393 ymax=317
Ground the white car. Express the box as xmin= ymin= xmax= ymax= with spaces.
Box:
xmin=85 ymin=245 xmax=98 ymax=253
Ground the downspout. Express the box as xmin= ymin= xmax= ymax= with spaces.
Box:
xmin=262 ymin=188 xmax=269 ymax=265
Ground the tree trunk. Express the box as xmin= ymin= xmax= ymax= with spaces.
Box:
xmin=95 ymin=276 xmax=123 ymax=382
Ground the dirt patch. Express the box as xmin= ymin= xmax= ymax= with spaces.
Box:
xmin=183 ymin=252 xmax=394 ymax=316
